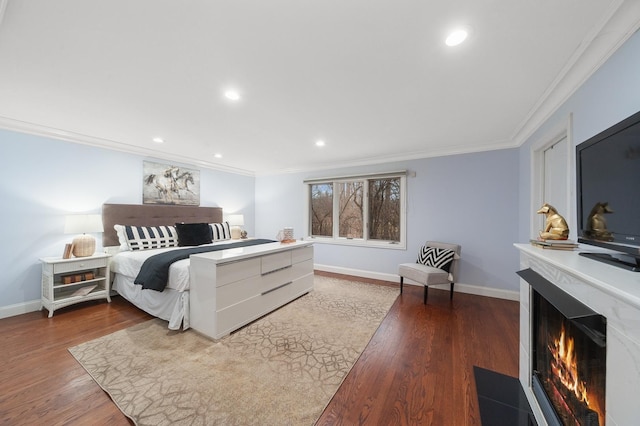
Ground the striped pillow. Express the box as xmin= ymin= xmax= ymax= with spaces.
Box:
xmin=210 ymin=222 xmax=231 ymax=241
xmin=123 ymin=225 xmax=179 ymax=251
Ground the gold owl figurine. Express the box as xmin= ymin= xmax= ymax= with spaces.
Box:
xmin=537 ymin=203 xmax=569 ymax=240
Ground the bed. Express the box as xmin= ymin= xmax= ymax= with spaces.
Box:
xmin=102 ymin=203 xmax=224 ymax=329
xmin=102 ymin=203 xmax=314 ymax=337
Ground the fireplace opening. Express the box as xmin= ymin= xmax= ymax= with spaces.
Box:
xmin=518 ymin=268 xmax=607 ymax=426
xmin=533 ymin=289 xmax=606 ymax=425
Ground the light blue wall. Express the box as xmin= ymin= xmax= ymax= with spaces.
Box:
xmin=0 ymin=130 xmax=255 ymax=310
xmin=256 ymin=149 xmax=521 ymax=291
xmin=518 ymin=30 xmax=640 ymax=243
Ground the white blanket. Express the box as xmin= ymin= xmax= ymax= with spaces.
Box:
xmin=110 ymin=241 xmax=231 ymax=292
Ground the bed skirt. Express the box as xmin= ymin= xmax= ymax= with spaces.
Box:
xmin=112 ymin=274 xmax=190 ymax=330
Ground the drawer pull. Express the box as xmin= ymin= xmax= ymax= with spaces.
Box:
xmin=261 ymin=265 xmax=291 ymax=276
xmin=261 ymin=281 xmax=292 ymax=296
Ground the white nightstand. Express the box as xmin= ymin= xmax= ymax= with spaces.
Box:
xmin=40 ymin=253 xmax=111 ymax=317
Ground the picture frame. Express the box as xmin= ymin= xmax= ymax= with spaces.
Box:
xmin=142 ymin=161 xmax=200 ymax=205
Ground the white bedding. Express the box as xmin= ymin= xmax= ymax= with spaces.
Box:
xmin=110 ymin=240 xmax=232 ymax=291
xmin=109 ymin=240 xmax=232 ymax=329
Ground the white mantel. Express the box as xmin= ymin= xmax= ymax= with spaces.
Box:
xmin=515 ymin=243 xmax=640 ymax=426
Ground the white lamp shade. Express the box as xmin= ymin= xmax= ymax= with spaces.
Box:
xmin=227 ymin=214 xmax=245 ymax=226
xmin=64 ymin=214 xmax=104 ymax=234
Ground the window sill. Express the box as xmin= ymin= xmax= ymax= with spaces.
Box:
xmin=303 ymin=237 xmax=406 ymax=250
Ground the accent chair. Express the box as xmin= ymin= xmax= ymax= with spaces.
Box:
xmin=398 ymin=241 xmax=461 ymax=304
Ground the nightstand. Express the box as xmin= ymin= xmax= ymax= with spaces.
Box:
xmin=40 ymin=253 xmax=111 ymax=317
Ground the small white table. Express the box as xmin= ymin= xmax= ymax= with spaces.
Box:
xmin=40 ymin=253 xmax=111 ymax=317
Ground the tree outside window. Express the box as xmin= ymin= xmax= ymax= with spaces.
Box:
xmin=310 ymin=183 xmax=333 ymax=236
xmin=368 ymin=178 xmax=400 ymax=241
xmin=339 ymin=181 xmax=363 ymax=238
xmin=308 ymin=174 xmax=404 ymax=246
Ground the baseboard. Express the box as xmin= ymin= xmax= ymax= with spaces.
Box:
xmin=0 ymin=266 xmax=518 ymax=320
xmin=0 ymin=299 xmax=42 ymax=320
xmin=313 ymin=263 xmax=520 ymax=302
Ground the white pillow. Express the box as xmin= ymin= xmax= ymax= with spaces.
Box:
xmin=114 ymin=224 xmax=129 ymax=251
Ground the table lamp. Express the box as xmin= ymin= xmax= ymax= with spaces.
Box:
xmin=64 ymin=214 xmax=104 ymax=257
xmin=228 ymin=214 xmax=244 ymax=239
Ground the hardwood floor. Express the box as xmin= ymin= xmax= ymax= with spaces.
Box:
xmin=0 ymin=273 xmax=519 ymax=425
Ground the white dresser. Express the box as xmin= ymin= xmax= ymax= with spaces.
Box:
xmin=189 ymin=240 xmax=314 ymax=340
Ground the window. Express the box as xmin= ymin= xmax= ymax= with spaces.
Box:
xmin=306 ymin=171 xmax=406 ymax=248
xmin=310 ymin=183 xmax=333 ymax=236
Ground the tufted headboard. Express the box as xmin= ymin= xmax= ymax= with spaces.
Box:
xmin=102 ymin=203 xmax=224 ymax=247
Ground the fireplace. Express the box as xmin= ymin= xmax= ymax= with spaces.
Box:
xmin=516 ymin=244 xmax=640 ymax=426
xmin=531 ymin=279 xmax=606 ymax=425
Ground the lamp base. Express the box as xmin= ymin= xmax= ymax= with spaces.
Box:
xmin=231 ymin=226 xmax=242 ymax=240
xmin=72 ymin=234 xmax=96 ymax=257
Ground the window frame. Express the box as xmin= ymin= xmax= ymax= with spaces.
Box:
xmin=304 ymin=171 xmax=407 ymax=249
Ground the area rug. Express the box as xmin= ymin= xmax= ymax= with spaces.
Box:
xmin=68 ymin=276 xmax=398 ymax=425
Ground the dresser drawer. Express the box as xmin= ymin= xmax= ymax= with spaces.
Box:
xmin=291 ymin=259 xmax=313 ymax=280
xmin=217 ymin=258 xmax=260 ymax=287
xmin=53 ymin=258 xmax=106 ymax=274
xmin=261 ymin=251 xmax=291 ymax=274
xmin=216 ymin=275 xmax=261 ymax=309
xmin=291 ymin=246 xmax=313 ymax=264
xmin=261 ymin=267 xmax=293 ymax=294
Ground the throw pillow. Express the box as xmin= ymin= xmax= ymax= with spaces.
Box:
xmin=123 ymin=225 xmax=179 ymax=251
xmin=417 ymin=246 xmax=455 ymax=272
xmin=175 ymin=222 xmax=213 ymax=246
xmin=210 ymin=222 xmax=231 ymax=241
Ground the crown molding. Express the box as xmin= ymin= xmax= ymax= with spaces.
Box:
xmin=0 ymin=115 xmax=256 ymax=177
xmin=511 ymin=0 xmax=640 ymax=147
xmin=256 ymin=138 xmax=518 ymax=176
xmin=0 ymin=112 xmax=518 ymax=177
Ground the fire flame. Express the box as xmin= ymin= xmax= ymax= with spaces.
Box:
xmin=548 ymin=324 xmax=590 ymax=405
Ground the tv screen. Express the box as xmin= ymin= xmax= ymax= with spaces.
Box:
xmin=576 ymin=110 xmax=640 ymax=270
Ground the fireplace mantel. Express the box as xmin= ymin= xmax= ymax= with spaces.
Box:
xmin=515 ymin=243 xmax=640 ymax=425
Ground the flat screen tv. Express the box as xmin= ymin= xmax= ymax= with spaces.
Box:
xmin=576 ymin=110 xmax=640 ymax=271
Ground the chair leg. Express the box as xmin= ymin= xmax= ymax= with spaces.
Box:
xmin=424 ymin=285 xmax=428 ymax=304
xmin=450 ymin=282 xmax=455 ymax=300
xmin=400 ymin=276 xmax=404 ymax=294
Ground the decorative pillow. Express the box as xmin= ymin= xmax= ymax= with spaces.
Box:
xmin=210 ymin=222 xmax=231 ymax=241
xmin=175 ymin=222 xmax=213 ymax=246
xmin=417 ymin=246 xmax=456 ymax=272
xmin=114 ymin=224 xmax=130 ymax=251
xmin=123 ymin=225 xmax=179 ymax=251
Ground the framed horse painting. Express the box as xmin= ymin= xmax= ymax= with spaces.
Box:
xmin=142 ymin=160 xmax=200 ymax=205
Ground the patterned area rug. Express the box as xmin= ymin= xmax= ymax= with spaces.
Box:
xmin=69 ymin=276 xmax=398 ymax=425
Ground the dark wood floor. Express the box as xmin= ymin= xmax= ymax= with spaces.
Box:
xmin=0 ymin=273 xmax=519 ymax=425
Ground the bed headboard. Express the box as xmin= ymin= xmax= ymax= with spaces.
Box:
xmin=102 ymin=203 xmax=224 ymax=247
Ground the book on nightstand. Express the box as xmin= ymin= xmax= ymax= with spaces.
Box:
xmin=62 ymin=243 xmax=73 ymax=259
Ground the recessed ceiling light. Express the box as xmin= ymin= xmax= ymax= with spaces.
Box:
xmin=445 ymin=28 xmax=470 ymax=47
xmin=224 ymin=90 xmax=240 ymax=101
xmin=152 ymin=137 xmax=164 ymax=143
xmin=214 ymin=153 xmax=223 ymax=159
xmin=315 ymin=140 xmax=326 ymax=147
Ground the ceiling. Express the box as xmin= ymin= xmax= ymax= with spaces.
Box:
xmin=0 ymin=1 xmax=639 ymax=176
